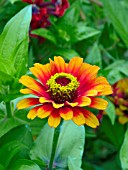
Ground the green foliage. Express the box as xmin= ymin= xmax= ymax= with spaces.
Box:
xmin=0 ymin=0 xmax=128 ymax=169
xmin=30 ymin=121 xmax=85 ymax=169
xmin=102 ymin=0 xmax=128 ymax=46
xmin=11 ymin=159 xmax=42 ymax=170
xmin=0 ymin=5 xmax=31 ymax=102
xmin=0 ymin=117 xmax=24 ymax=138
xmin=120 ymin=126 xmax=128 ymax=170
xmin=85 ymin=43 xmax=102 ymax=68
xmin=0 ymin=125 xmax=33 ymax=169
xmin=101 ymin=117 xmax=125 ymax=150
xmin=104 ymin=98 xmax=116 ymax=125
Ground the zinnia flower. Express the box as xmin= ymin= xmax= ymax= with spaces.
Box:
xmin=17 ymin=56 xmax=112 ymax=128
xmin=109 ymin=78 xmax=128 ymax=124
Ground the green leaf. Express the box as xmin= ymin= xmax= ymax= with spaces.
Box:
xmin=101 ymin=117 xmax=125 ymax=149
xmin=0 ymin=125 xmax=33 ymax=169
xmin=32 ymin=28 xmax=57 ymax=44
xmin=120 ymin=126 xmax=128 ymax=170
xmin=0 ymin=117 xmax=24 ymax=138
xmin=118 ymin=62 xmax=128 ymax=76
xmin=10 ymin=0 xmax=20 ymax=3
xmin=73 ymin=23 xmax=100 ymax=43
xmin=11 ymin=159 xmax=42 ymax=170
xmin=102 ymin=0 xmax=128 ymax=46
xmin=0 ymin=103 xmax=5 ymax=119
xmin=0 ymin=164 xmax=4 ymax=170
xmin=105 ymin=60 xmax=125 ymax=84
xmin=30 ymin=121 xmax=85 ymax=169
xmin=68 ymin=156 xmax=82 ymax=170
xmin=0 ymin=58 xmax=15 ymax=76
xmin=55 ymin=48 xmax=80 ymax=60
xmin=85 ymin=43 xmax=102 ymax=68
xmin=0 ymin=5 xmax=32 ymax=77
xmin=54 ymin=22 xmax=100 ymax=45
xmin=105 ymin=98 xmax=116 ymax=125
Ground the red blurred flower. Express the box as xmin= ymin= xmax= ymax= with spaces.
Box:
xmin=110 ymin=78 xmax=128 ymax=124
xmin=17 ymin=56 xmax=112 ymax=128
xmin=52 ymin=0 xmax=69 ymax=16
xmin=22 ymin=0 xmax=69 ymax=37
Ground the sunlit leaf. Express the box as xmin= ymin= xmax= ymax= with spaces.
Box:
xmin=120 ymin=126 xmax=128 ymax=170
xmin=30 ymin=121 xmax=85 ymax=169
xmin=32 ymin=28 xmax=57 ymax=44
xmin=105 ymin=98 xmax=116 ymax=125
xmin=0 ymin=5 xmax=32 ymax=77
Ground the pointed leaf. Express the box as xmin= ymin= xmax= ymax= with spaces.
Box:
xmin=102 ymin=0 xmax=128 ymax=46
xmin=85 ymin=43 xmax=102 ymax=68
xmin=0 ymin=5 xmax=32 ymax=77
xmin=105 ymin=98 xmax=116 ymax=125
xmin=32 ymin=28 xmax=57 ymax=44
xmin=120 ymin=126 xmax=128 ymax=170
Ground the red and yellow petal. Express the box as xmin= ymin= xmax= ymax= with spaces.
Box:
xmin=20 ymin=88 xmax=40 ymax=96
xmin=97 ymin=86 xmax=113 ymax=96
xmin=39 ymin=97 xmax=64 ymax=109
xmin=88 ymin=77 xmax=113 ymax=96
xmin=66 ymin=101 xmax=78 ymax=107
xmin=30 ymin=66 xmax=46 ymax=86
xmin=34 ymin=63 xmax=52 ymax=84
xmin=67 ymin=57 xmax=83 ymax=76
xmin=94 ymin=84 xmax=111 ymax=92
xmin=17 ymin=98 xmax=40 ymax=109
xmin=20 ymin=88 xmax=33 ymax=94
xmin=77 ymin=63 xmax=92 ymax=78
xmin=27 ymin=106 xmax=40 ymax=119
xmin=59 ymin=107 xmax=73 ymax=120
xmin=84 ymin=89 xmax=98 ymax=96
xmin=79 ymin=65 xmax=100 ymax=83
xmin=54 ymin=56 xmax=66 ymax=72
xmin=39 ymin=96 xmax=52 ymax=104
xmin=19 ymin=75 xmax=49 ymax=98
xmin=89 ymin=97 xmax=108 ymax=110
xmin=72 ymin=108 xmax=85 ymax=125
xmin=37 ymin=103 xmax=53 ymax=118
xmin=80 ymin=108 xmax=99 ymax=128
xmin=75 ymin=96 xmax=91 ymax=107
xmin=48 ymin=109 xmax=61 ymax=128
xmin=52 ymin=102 xmax=64 ymax=109
xmin=49 ymin=59 xmax=58 ymax=75
xmin=94 ymin=76 xmax=109 ymax=85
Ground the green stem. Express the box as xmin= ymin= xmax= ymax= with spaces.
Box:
xmin=49 ymin=125 xmax=61 ymax=170
xmin=5 ymin=101 xmax=12 ymax=118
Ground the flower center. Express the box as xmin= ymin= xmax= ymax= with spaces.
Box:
xmin=46 ymin=72 xmax=79 ymax=104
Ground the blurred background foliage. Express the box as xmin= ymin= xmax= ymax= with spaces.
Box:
xmin=0 ymin=0 xmax=128 ymax=170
